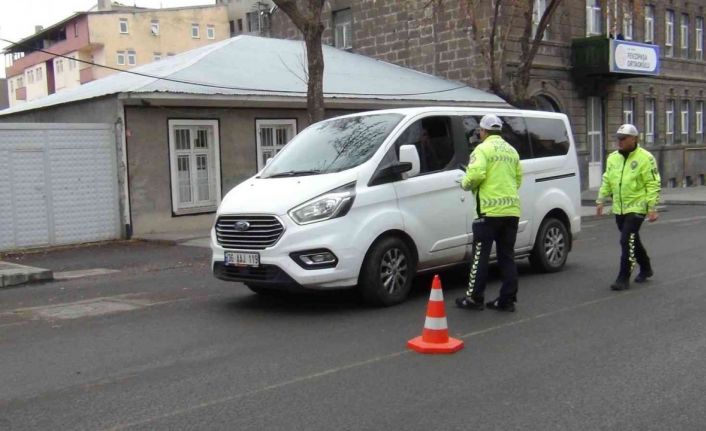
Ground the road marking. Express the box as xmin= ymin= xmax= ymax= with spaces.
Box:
xmin=103 ymin=270 xmax=706 ymax=431
xmin=53 ymin=268 xmax=120 ymax=281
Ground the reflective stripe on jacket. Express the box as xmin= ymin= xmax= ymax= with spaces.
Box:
xmin=597 ymin=146 xmax=661 ymax=214
xmin=461 ymin=134 xmax=522 ymax=217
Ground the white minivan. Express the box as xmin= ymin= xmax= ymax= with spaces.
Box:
xmin=212 ymin=107 xmax=581 ymax=305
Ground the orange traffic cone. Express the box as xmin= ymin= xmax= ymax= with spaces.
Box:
xmin=407 ymin=275 xmax=464 ymax=354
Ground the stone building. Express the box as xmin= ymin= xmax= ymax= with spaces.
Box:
xmin=269 ymin=0 xmax=706 ymax=190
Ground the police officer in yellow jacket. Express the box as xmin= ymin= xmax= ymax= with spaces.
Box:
xmin=596 ymin=124 xmax=661 ymax=291
xmin=456 ymin=114 xmax=522 ymax=312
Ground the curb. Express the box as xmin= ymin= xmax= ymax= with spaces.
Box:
xmin=0 ymin=262 xmax=53 ymax=288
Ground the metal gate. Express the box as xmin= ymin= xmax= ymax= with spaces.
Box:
xmin=0 ymin=123 xmax=121 ymax=251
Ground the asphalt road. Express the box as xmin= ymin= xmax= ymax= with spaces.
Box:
xmin=1 ymin=206 xmax=705 ymax=431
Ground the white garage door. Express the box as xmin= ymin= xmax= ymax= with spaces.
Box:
xmin=0 ymin=124 xmax=121 ymax=251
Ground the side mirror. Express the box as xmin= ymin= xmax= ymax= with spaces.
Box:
xmin=399 ymin=145 xmax=420 ymax=178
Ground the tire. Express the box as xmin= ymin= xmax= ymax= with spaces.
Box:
xmin=359 ymin=236 xmax=416 ymax=306
xmin=529 ymin=217 xmax=569 ymax=273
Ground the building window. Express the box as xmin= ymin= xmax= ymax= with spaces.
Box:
xmin=623 ymin=97 xmax=635 ymax=124
xmin=55 ymin=59 xmax=64 ymax=74
xmin=27 ymin=69 xmax=34 ymax=84
xmin=333 ymin=8 xmax=353 ymax=49
xmin=237 ymin=18 xmax=243 ymax=32
xmin=167 ymin=52 xmax=175 ymax=57
xmin=36 ymin=67 xmax=42 ymax=80
xmin=119 ymin=18 xmax=128 ymax=34
xmin=666 ymin=99 xmax=675 ymax=144
xmin=68 ymin=55 xmax=76 ymax=70
xmin=666 ymin=10 xmax=674 ymax=57
xmin=644 ymin=5 xmax=655 ymax=43
xmin=645 ymin=98 xmax=655 ymax=145
xmin=681 ymin=100 xmax=690 ymax=142
xmin=681 ymin=14 xmax=690 ymax=58
xmin=17 ymin=76 xmax=24 ymax=88
xmin=74 ymin=23 xmax=79 ymax=37
xmin=586 ymin=0 xmax=602 ymax=36
xmin=191 ymin=23 xmax=200 ymax=38
xmin=168 ymin=120 xmax=221 ymax=213
xmin=151 ymin=20 xmax=159 ymax=36
xmin=153 ymin=52 xmax=162 ymax=61
xmin=256 ymin=119 xmax=297 ymax=170
xmin=622 ymin=2 xmax=633 ymax=40
xmin=127 ymin=50 xmax=136 ymax=66
xmin=117 ymin=50 xmax=126 ymax=65
xmin=533 ymin=0 xmax=548 ymax=39
xmin=246 ymin=11 xmax=260 ymax=32
xmin=207 ymin=25 xmax=215 ymax=39
xmin=697 ymin=17 xmax=704 ymax=60
xmin=696 ymin=101 xmax=704 ymax=144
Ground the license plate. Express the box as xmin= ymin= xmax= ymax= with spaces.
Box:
xmin=224 ymin=251 xmax=260 ymax=267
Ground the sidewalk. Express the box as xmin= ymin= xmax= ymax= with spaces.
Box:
xmin=581 ymin=185 xmax=706 ymax=206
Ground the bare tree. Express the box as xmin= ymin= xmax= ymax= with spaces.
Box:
xmin=272 ymin=0 xmax=326 ymax=123
xmin=454 ymin=0 xmax=563 ymax=107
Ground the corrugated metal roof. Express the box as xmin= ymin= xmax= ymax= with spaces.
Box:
xmin=0 ymin=35 xmax=506 ymax=116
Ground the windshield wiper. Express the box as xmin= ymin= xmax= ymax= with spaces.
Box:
xmin=267 ymin=170 xmax=321 ymax=178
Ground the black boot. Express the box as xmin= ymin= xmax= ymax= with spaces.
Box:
xmin=610 ymin=278 xmax=630 ymax=291
xmin=634 ymin=269 xmax=654 ymax=283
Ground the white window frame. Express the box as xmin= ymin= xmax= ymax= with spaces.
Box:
xmin=17 ymin=76 xmax=23 ymax=88
xmin=586 ymin=0 xmax=602 ymax=36
xmin=681 ymin=14 xmax=690 ymax=58
xmin=68 ymin=55 xmax=76 ymax=70
xmin=622 ymin=1 xmax=633 ymax=40
xmin=119 ymin=18 xmax=129 ymax=34
xmin=151 ymin=20 xmax=159 ymax=36
xmin=36 ymin=66 xmax=42 ymax=80
xmin=117 ymin=51 xmax=126 ymax=66
xmin=644 ymin=5 xmax=654 ymax=43
xmin=666 ymin=99 xmax=675 ymax=144
xmin=666 ymin=10 xmax=674 ymax=57
xmin=55 ymin=59 xmax=64 ymax=74
xmin=191 ymin=24 xmax=200 ymax=39
xmin=207 ymin=25 xmax=215 ymax=39
xmin=587 ymin=97 xmax=603 ymax=161
xmin=127 ymin=50 xmax=136 ymax=66
xmin=27 ymin=69 xmax=34 ymax=84
xmin=697 ymin=17 xmax=704 ymax=60
xmin=645 ymin=98 xmax=655 ymax=145
xmin=681 ymin=100 xmax=690 ymax=142
xmin=623 ymin=97 xmax=634 ymax=124
xmin=696 ymin=101 xmax=704 ymax=143
xmin=256 ymin=119 xmax=297 ymax=171
xmin=168 ymin=119 xmax=221 ymax=214
xmin=333 ymin=8 xmax=353 ymax=49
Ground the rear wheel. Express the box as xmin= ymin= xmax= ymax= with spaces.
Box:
xmin=359 ymin=236 xmax=416 ymax=306
xmin=529 ymin=217 xmax=569 ymax=273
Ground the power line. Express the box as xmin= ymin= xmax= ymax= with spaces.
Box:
xmin=0 ymin=37 xmax=470 ymax=97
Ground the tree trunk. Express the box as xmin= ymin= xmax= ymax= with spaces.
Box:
xmin=304 ymin=30 xmax=325 ymax=123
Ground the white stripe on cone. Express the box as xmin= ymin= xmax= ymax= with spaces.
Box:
xmin=424 ymin=316 xmax=448 ymax=330
xmin=429 ymin=288 xmax=444 ymax=301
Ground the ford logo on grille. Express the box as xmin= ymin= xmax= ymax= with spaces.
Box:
xmin=233 ymin=221 xmax=251 ymax=231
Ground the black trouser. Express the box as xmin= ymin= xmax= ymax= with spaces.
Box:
xmin=466 ymin=216 xmax=519 ymax=304
xmin=615 ymin=213 xmax=652 ymax=281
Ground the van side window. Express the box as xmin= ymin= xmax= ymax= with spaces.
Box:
xmin=526 ymin=118 xmax=570 ymax=157
xmin=461 ymin=116 xmax=482 ymax=154
xmin=499 ymin=116 xmax=532 ymax=160
xmin=395 ymin=116 xmax=455 ymax=174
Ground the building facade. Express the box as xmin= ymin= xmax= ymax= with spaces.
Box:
xmin=3 ymin=1 xmax=229 ymax=108
xmin=215 ymin=0 xmax=275 ymax=36
xmin=269 ymin=0 xmax=706 ymax=190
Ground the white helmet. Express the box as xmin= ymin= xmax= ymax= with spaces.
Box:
xmin=616 ymin=124 xmax=639 ymax=137
xmin=479 ymin=114 xmax=503 ymax=131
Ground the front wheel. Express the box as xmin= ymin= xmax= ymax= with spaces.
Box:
xmin=529 ymin=217 xmax=569 ymax=273
xmin=359 ymin=236 xmax=416 ymax=306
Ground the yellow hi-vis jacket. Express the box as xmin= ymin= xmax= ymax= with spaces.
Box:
xmin=597 ymin=146 xmax=661 ymax=214
xmin=461 ymin=134 xmax=522 ymax=217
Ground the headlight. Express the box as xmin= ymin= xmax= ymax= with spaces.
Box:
xmin=289 ymin=182 xmax=356 ymax=225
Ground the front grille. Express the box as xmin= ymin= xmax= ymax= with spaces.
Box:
xmin=215 ymin=215 xmax=284 ymax=250
xmin=213 ymin=263 xmax=300 ymax=289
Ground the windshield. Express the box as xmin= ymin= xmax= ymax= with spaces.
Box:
xmin=260 ymin=113 xmax=403 ymax=178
